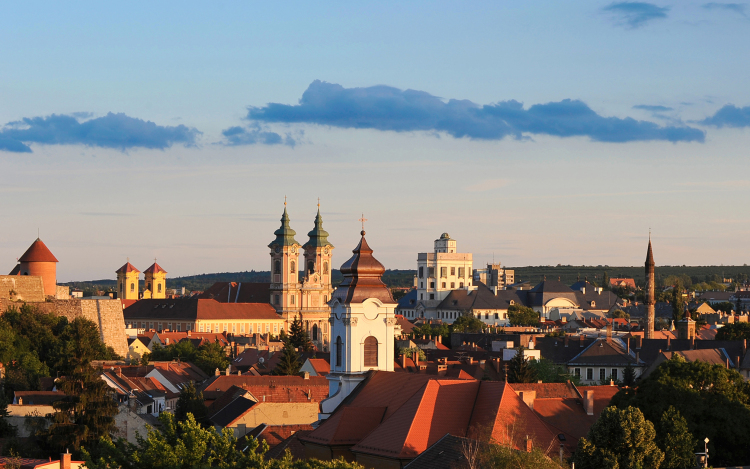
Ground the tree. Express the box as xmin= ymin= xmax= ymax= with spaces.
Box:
xmin=451 ymin=315 xmax=485 ymax=333
xmin=622 ymin=362 xmax=636 ymax=387
xmin=715 ymin=322 xmax=750 ymax=341
xmin=657 ymin=406 xmax=696 ymax=469
xmin=0 ymin=386 xmax=17 ymax=438
xmin=507 ymin=305 xmax=539 ymax=327
xmin=273 ymin=339 xmax=302 ymax=376
xmin=603 ymin=271 xmax=610 ymax=290
xmin=671 ymin=287 xmax=685 ymax=322
xmin=713 ymin=301 xmax=734 ymax=314
xmin=528 ymin=357 xmax=578 ymax=384
xmin=610 ymin=309 xmax=630 ymax=320
xmin=174 ymin=382 xmax=208 ymax=427
xmin=289 ymin=316 xmax=314 ymax=352
xmin=507 ymin=346 xmax=537 ymax=383
xmin=573 ymin=406 xmax=664 ymax=469
xmin=611 ymin=354 xmax=750 ymax=466
xmin=194 ymin=342 xmax=229 ymax=376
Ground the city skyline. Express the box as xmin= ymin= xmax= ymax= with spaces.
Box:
xmin=2 ymin=1 xmax=749 ymax=281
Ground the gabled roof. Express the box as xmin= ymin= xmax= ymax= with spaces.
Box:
xmin=262 ymin=427 xmax=314 ymax=460
xmin=396 ymin=289 xmax=418 ymax=310
xmin=18 ymin=238 xmax=58 ymax=263
xmin=199 ymin=282 xmax=270 ymax=303
xmin=199 ymin=375 xmax=329 ymax=402
xmin=307 ymin=358 xmax=330 ymax=376
xmin=436 ymin=283 xmax=527 ymax=311
xmin=403 ymin=434 xmax=483 ymax=469
xmin=210 ymin=394 xmax=257 ymax=428
xmin=13 ymin=391 xmax=65 ymax=405
xmin=568 ymin=338 xmax=640 ymax=366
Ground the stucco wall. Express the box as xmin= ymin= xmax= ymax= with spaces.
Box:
xmin=229 ymin=402 xmax=319 ymax=435
xmin=113 ymin=404 xmax=152 ymax=444
xmin=6 ymin=404 xmax=54 ymax=437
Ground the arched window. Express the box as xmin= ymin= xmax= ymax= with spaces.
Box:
xmin=312 ymin=324 xmax=318 ymax=341
xmin=130 ymin=283 xmax=135 ymax=292
xmin=364 ymin=336 xmax=378 ymax=367
xmin=323 ymin=262 xmax=329 ymax=274
xmin=307 ymin=261 xmax=314 ymax=274
xmin=336 ymin=336 xmax=343 ymax=368
xmin=146 ymin=282 xmax=151 ymax=291
xmin=274 ymin=260 xmax=281 ymax=274
xmin=158 ymin=283 xmax=162 ymax=293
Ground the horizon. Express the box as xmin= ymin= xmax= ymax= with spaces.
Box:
xmin=3 ymin=2 xmax=749 ymax=282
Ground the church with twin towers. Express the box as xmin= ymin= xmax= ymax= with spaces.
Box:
xmin=269 ymin=201 xmax=334 ymax=350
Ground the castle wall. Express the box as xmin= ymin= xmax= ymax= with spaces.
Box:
xmin=0 ymin=275 xmax=45 ymax=302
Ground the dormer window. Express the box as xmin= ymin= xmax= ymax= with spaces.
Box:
xmin=509 ymin=300 xmax=515 ymax=305
xmin=590 ymin=301 xmax=596 ymax=307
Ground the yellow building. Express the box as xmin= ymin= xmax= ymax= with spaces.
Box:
xmin=144 ymin=262 xmax=167 ymax=299
xmin=116 ymin=262 xmax=140 ymax=300
xmin=126 ymin=337 xmax=150 ymax=364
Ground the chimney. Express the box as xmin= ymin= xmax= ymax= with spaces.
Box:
xmin=637 ymin=336 xmax=642 ymax=349
xmin=726 ymin=357 xmax=730 ymax=369
xmin=525 ymin=435 xmax=533 ymax=453
xmin=215 ymin=368 xmax=220 ymax=376
xmin=636 ymin=351 xmax=640 ymax=364
xmin=438 ymin=335 xmax=442 ymax=344
xmin=584 ymin=390 xmax=594 ymax=416
xmin=691 ymin=337 xmax=695 ymax=350
xmin=667 ymin=337 xmax=671 ymax=351
xmin=165 ymin=338 xmax=170 ymax=345
xmin=116 ymin=367 xmax=122 ymax=377
xmin=564 ymin=336 xmax=569 ymax=348
xmin=519 ymin=390 xmax=536 ymax=410
xmin=61 ymin=450 xmax=71 ymax=469
xmin=610 ymin=379 xmax=614 ymax=387
xmin=744 ymin=339 xmax=747 ymax=356
xmin=187 ymin=329 xmax=192 ymax=337
xmin=737 ymin=356 xmax=741 ymax=371
xmin=580 ymin=335 xmax=585 ymax=347
xmin=225 ymin=366 xmax=231 ymax=375
xmin=606 ymin=324 xmax=612 ymax=341
xmin=413 ymin=349 xmax=419 ymax=367
xmin=626 ymin=338 xmax=630 ymax=355
xmin=400 ymin=353 xmax=407 ymax=369
xmin=303 ymin=371 xmax=310 ymax=380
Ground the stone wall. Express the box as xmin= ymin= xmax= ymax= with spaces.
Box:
xmin=0 ymin=298 xmax=129 ymax=359
xmin=0 ymin=275 xmax=45 ymax=302
xmin=56 ymin=285 xmax=70 ymax=299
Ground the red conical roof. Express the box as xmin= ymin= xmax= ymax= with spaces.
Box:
xmin=18 ymin=238 xmax=58 ymax=263
xmin=333 ymin=230 xmax=395 ymax=304
xmin=116 ymin=262 xmax=140 ymax=274
xmin=144 ymin=262 xmax=167 ymax=274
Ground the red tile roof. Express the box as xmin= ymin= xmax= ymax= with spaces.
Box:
xmin=199 ymin=375 xmax=329 ymax=402
xmin=307 ymin=358 xmax=330 ymax=376
xmin=116 ymin=262 xmax=140 ymax=274
xmin=509 ymin=382 xmax=579 ymax=399
xmin=143 ymin=262 xmax=167 ymax=274
xmin=18 ymin=238 xmax=58 ymax=263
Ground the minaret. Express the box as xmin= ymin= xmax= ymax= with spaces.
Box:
xmin=144 ymin=261 xmax=167 ymax=299
xmin=319 ymin=223 xmax=397 ymax=419
xmin=116 ymin=261 xmax=140 ymax=300
xmin=268 ymin=201 xmax=301 ymax=321
xmin=645 ymin=236 xmax=655 ymax=339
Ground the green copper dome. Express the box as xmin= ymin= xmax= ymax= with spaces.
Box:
xmin=268 ymin=206 xmax=300 ymax=247
xmin=303 ymin=207 xmax=333 ymax=249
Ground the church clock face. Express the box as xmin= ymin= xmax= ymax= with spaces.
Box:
xmin=324 ymin=247 xmax=329 ymax=255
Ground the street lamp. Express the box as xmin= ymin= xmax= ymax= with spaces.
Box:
xmin=696 ymin=437 xmax=709 ymax=468
xmin=704 ymin=437 xmax=709 ymax=467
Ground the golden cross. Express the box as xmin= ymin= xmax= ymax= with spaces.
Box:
xmin=284 ymin=195 xmax=287 ymax=206
xmin=359 ymin=214 xmax=367 ymax=230
xmin=317 ymin=197 xmax=320 ymax=208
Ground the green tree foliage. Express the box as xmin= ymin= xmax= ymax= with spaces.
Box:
xmin=713 ymin=301 xmax=735 ymax=314
xmin=82 ymin=412 xmax=364 ymax=469
xmin=451 ymin=315 xmax=486 ymax=333
xmin=396 ymin=347 xmax=426 ymax=362
xmin=715 ymin=322 xmax=750 ymax=341
xmin=611 ymin=355 xmax=750 ymax=466
xmin=479 ymin=441 xmax=563 ymax=469
xmin=610 ymin=309 xmax=630 ymax=320
xmin=671 ymin=288 xmax=685 ymax=322
xmin=622 ymin=363 xmax=636 ymax=387
xmin=507 ymin=305 xmax=539 ymax=327
xmin=273 ymin=339 xmax=302 ymax=376
xmin=288 ymin=316 xmax=314 ymax=352
xmin=656 ymin=406 xmax=696 ymax=469
xmin=507 ymin=346 xmax=537 ymax=383
xmin=573 ymin=406 xmax=664 ymax=469
xmin=145 ymin=340 xmax=229 ymax=376
xmin=195 ymin=342 xmax=230 ymax=376
xmin=528 ymin=357 xmax=578 ymax=384
xmin=175 ymin=382 xmax=208 ymax=427
xmin=0 ymin=386 xmax=17 ymax=438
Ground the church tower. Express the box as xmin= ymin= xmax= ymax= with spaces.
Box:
xmin=319 ymin=226 xmax=397 ymax=419
xmin=300 ymin=203 xmax=335 ymax=349
xmin=269 ymin=203 xmax=301 ymax=321
xmin=116 ymin=262 xmax=140 ymax=300
xmin=144 ymin=262 xmax=167 ymax=299
xmin=645 ymin=237 xmax=655 ymax=339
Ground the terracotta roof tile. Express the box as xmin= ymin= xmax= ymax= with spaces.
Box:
xmin=199 ymin=375 xmax=329 ymax=403
xmin=18 ymin=238 xmax=58 ymax=263
xmin=116 ymin=262 xmax=139 ymax=274
xmin=143 ymin=262 xmax=167 ymax=274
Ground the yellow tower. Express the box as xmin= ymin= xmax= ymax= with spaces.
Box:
xmin=144 ymin=261 xmax=167 ymax=299
xmin=116 ymin=262 xmax=140 ymax=300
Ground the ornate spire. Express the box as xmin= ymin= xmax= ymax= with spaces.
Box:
xmin=269 ymin=204 xmax=299 ymax=247
xmin=333 ymin=229 xmax=394 ymax=304
xmin=303 ymin=204 xmax=333 ymax=249
xmin=646 ymin=238 xmax=655 ymax=266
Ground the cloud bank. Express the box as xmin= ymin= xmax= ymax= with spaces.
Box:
xmin=0 ymin=113 xmax=199 ymax=153
xmin=242 ymin=80 xmax=705 ymax=144
xmin=602 ymin=2 xmax=670 ymax=28
xmin=703 ymin=2 xmax=747 ymax=16
xmin=700 ymin=104 xmax=750 ymax=127
xmin=221 ymin=124 xmax=296 ymax=147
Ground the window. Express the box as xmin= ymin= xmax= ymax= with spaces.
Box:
xmin=442 ymin=282 xmax=446 ymax=288
xmin=274 ymin=260 xmax=281 ymax=274
xmin=147 ymin=282 xmax=151 ymax=291
xmin=291 ymin=261 xmax=296 ymax=274
xmin=130 ymin=282 xmax=135 ymax=292
xmin=167 ymin=323 xmax=172 ymax=330
xmin=485 ymin=313 xmax=489 ymax=320
xmin=611 ymin=369 xmax=618 ymax=381
xmin=176 ymin=323 xmax=181 ymax=332
xmin=586 ymin=368 xmax=593 ymax=380
xmin=274 ymin=324 xmax=278 ymax=333
xmin=158 ymin=283 xmax=162 ymax=293
xmin=495 ymin=313 xmax=499 ymax=319
xmin=240 ymin=324 xmax=245 ymax=333
xmin=215 ymin=323 xmax=219 ymax=332
xmin=428 ymin=267 xmax=435 ymax=278
xmin=429 ymin=294 xmax=435 ymax=300
xmin=419 ymin=267 xmax=424 ymax=278
xmin=420 ymin=282 xmax=424 ymax=289
xmin=274 ymin=294 xmax=280 ymax=305
xmin=459 ymin=267 xmax=465 ymax=278
xmin=150 ymin=322 xmax=154 ymax=329
xmin=451 ymin=267 xmax=456 ymax=276
xmin=323 ymin=261 xmax=329 ymax=274
xmin=266 ymin=324 xmax=270 ymax=332
xmin=460 ymin=282 xmax=464 ymax=288
xmin=158 ymin=323 xmax=163 ymax=330
xmin=599 ymin=369 xmax=606 ymax=381
xmin=420 ymin=294 xmax=423 ymax=300
xmin=186 ymin=324 xmax=191 ymax=331
xmin=440 ymin=267 xmax=447 ymax=278
xmin=232 ymin=324 xmax=236 ymax=333
xmin=509 ymin=300 xmax=515 ymax=305
xmin=364 ymin=336 xmax=378 ymax=367
xmin=336 ymin=336 xmax=343 ymax=368
xmin=451 ymin=282 xmax=455 ymax=288
xmin=575 ymin=368 xmax=581 ymax=377
xmin=312 ymin=324 xmax=318 ymax=341
xmin=291 ymin=295 xmax=295 ymax=305
xmin=199 ymin=324 xmax=204 ymax=332
xmin=430 ymin=282 xmax=435 ymax=289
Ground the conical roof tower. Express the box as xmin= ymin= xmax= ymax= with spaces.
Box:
xmin=268 ymin=205 xmax=299 ymax=248
xmin=303 ymin=207 xmax=333 ymax=249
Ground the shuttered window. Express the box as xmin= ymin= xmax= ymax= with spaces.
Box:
xmin=364 ymin=336 xmax=378 ymax=367
xmin=336 ymin=336 xmax=344 ymax=368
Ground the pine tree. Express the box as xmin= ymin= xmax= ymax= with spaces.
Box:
xmin=174 ymin=382 xmax=208 ymax=426
xmin=273 ymin=339 xmax=302 ymax=376
xmin=289 ymin=316 xmax=314 ymax=352
xmin=623 ymin=362 xmax=636 ymax=387
xmin=507 ymin=346 xmax=537 ymax=383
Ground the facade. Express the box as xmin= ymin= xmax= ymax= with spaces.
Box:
xmin=116 ymin=262 xmax=141 ymax=301
xmin=473 ymin=263 xmax=515 ymax=290
xmin=143 ymin=262 xmax=167 ymax=299
xmin=414 ymin=233 xmax=473 ymax=319
xmin=320 ymin=229 xmax=398 ymax=419
xmin=269 ymin=204 xmax=334 ymax=350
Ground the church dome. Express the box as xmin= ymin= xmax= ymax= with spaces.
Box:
xmin=268 ymin=206 xmax=300 ymax=248
xmin=333 ymin=230 xmax=394 ymax=304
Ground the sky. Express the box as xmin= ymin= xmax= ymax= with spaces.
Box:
xmin=1 ymin=1 xmax=749 ymax=282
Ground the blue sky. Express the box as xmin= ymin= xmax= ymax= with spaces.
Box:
xmin=1 ymin=1 xmax=749 ymax=281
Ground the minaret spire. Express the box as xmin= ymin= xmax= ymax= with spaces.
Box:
xmin=645 ymin=235 xmax=656 ymax=339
